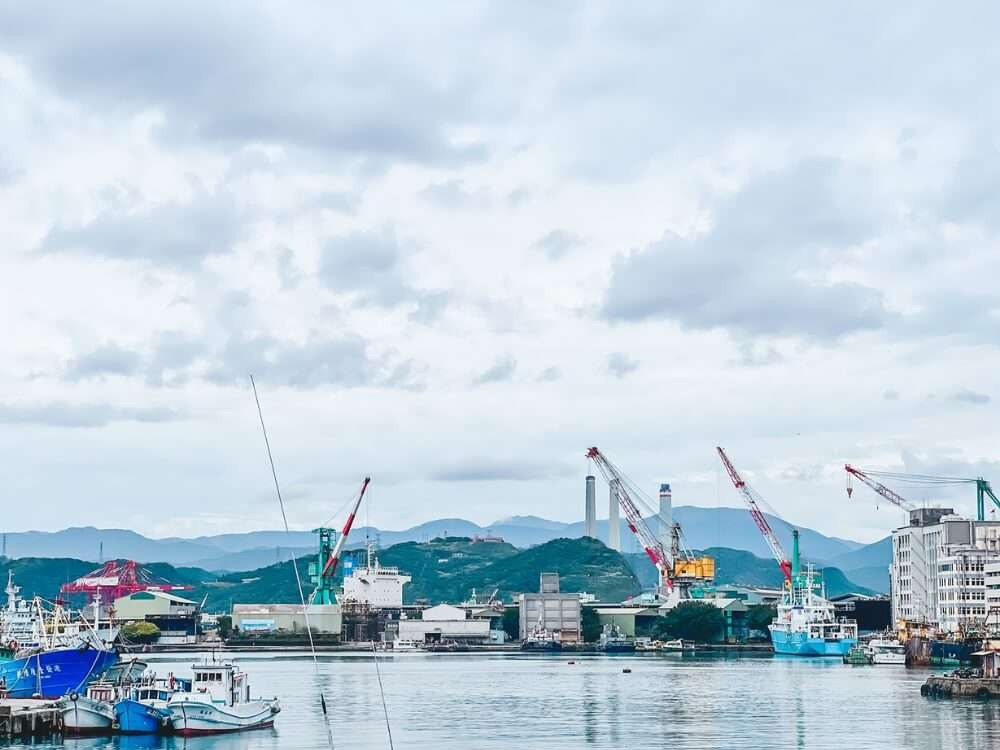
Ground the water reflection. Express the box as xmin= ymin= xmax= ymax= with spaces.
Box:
xmin=2 ymin=653 xmax=1000 ymax=750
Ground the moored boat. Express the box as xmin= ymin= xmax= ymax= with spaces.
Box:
xmin=598 ymin=623 xmax=635 ymax=654
xmin=115 ymin=675 xmax=191 ymax=734
xmin=168 ymin=661 xmax=279 ymax=735
xmin=867 ymin=638 xmax=906 ymax=665
xmin=0 ymin=645 xmax=119 ymax=699
xmin=57 ymin=682 xmax=118 ymax=734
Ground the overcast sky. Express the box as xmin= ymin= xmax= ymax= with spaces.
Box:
xmin=1 ymin=3 xmax=998 ymax=543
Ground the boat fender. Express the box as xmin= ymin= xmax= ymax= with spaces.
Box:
xmin=69 ymin=692 xmax=79 ymax=702
xmin=622 ymin=668 xmax=632 ymax=674
xmin=271 ymin=704 xmax=281 ymax=714
xmin=920 ymin=684 xmax=929 ymax=697
xmin=978 ymin=687 xmax=991 ymax=700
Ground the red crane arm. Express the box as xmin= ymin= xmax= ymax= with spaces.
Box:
xmin=716 ymin=447 xmax=791 ymax=582
xmin=844 ymin=464 xmax=915 ymax=511
xmin=320 ymin=477 xmax=371 ymax=578
xmin=586 ymin=447 xmax=674 ymax=590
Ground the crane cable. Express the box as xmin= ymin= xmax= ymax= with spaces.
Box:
xmin=250 ymin=375 xmax=336 ymax=750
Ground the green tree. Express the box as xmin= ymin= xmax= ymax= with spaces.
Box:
xmin=217 ymin=615 xmax=233 ymax=639
xmin=747 ymin=605 xmax=776 ymax=635
xmin=655 ymin=602 xmax=726 ymax=643
xmin=502 ymin=606 xmax=520 ymax=640
xmin=581 ymin=606 xmax=601 ymax=643
xmin=121 ymin=621 xmax=161 ymax=644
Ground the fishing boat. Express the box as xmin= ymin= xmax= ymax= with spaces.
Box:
xmin=115 ymin=675 xmax=191 ymax=734
xmin=391 ymin=638 xmax=423 ymax=652
xmin=866 ymin=637 xmax=906 ymax=665
xmin=598 ymin=623 xmax=636 ymax=653
xmin=57 ymin=681 xmax=118 ymax=734
xmin=167 ymin=661 xmax=280 ymax=734
xmin=0 ymin=578 xmax=118 ymax=699
xmin=843 ymin=644 xmax=870 ymax=665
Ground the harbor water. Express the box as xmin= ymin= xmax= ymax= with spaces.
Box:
xmin=3 ymin=650 xmax=1000 ymax=749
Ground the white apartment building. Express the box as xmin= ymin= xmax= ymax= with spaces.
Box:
xmin=937 ymin=547 xmax=990 ymax=633
xmin=892 ymin=508 xmax=1000 ymax=629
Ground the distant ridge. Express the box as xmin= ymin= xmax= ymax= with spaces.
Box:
xmin=1 ymin=507 xmax=891 ymax=580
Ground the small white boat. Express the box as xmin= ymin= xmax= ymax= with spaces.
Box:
xmin=168 ymin=661 xmax=279 ymax=735
xmin=58 ymin=682 xmax=118 ymax=734
xmin=392 ymin=638 xmax=423 ymax=652
xmin=866 ymin=638 xmax=906 ymax=665
xmin=659 ymin=639 xmax=696 ymax=652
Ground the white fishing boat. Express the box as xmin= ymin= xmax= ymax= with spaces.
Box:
xmin=57 ymin=682 xmax=118 ymax=734
xmin=168 ymin=661 xmax=280 ymax=735
xmin=866 ymin=637 xmax=906 ymax=665
xmin=659 ymin=639 xmax=696 ymax=652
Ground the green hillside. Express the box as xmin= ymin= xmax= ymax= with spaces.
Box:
xmin=199 ymin=536 xmax=641 ymax=609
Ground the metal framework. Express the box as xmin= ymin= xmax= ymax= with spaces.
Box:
xmin=60 ymin=560 xmax=193 ymax=604
xmin=845 ymin=464 xmax=915 ymax=511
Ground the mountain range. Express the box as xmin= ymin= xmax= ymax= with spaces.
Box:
xmin=0 ymin=506 xmax=891 ymax=592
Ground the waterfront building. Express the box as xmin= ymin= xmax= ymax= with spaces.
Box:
xmin=231 ymin=603 xmax=343 ymax=635
xmin=397 ymin=603 xmax=491 ymax=644
xmin=891 ymin=508 xmax=1000 ymax=627
xmin=829 ymin=594 xmax=892 ymax=632
xmin=937 ymin=547 xmax=993 ymax=632
xmin=112 ymin=590 xmax=200 ymax=645
xmin=518 ymin=573 xmax=582 ymax=643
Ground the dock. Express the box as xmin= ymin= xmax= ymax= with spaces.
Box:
xmin=921 ymin=675 xmax=1000 ymax=699
xmin=0 ymin=699 xmax=63 ymax=737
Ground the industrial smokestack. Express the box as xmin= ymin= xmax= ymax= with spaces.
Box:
xmin=608 ymin=479 xmax=621 ymax=551
xmin=585 ymin=475 xmax=597 ymax=539
xmin=658 ymin=483 xmax=673 ymax=548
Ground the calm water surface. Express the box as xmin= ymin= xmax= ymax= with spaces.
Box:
xmin=3 ymin=650 xmax=998 ymax=750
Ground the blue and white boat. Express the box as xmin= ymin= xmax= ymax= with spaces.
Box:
xmin=115 ymin=675 xmax=191 ymax=734
xmin=0 ymin=574 xmax=118 ymax=698
xmin=769 ymin=535 xmax=857 ymax=656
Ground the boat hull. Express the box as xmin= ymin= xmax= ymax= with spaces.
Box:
xmin=58 ymin=696 xmax=115 ymax=734
xmin=0 ymin=647 xmax=118 ymax=699
xmin=115 ymin=699 xmax=170 ymax=734
xmin=930 ymin=640 xmax=979 ymax=665
xmin=771 ymin=629 xmax=855 ymax=656
xmin=169 ymin=699 xmax=279 ymax=735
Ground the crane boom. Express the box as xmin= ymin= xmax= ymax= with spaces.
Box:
xmin=844 ymin=464 xmax=915 ymax=511
xmin=320 ymin=477 xmax=371 ymax=578
xmin=586 ymin=447 xmax=674 ymax=592
xmin=716 ymin=447 xmax=792 ymax=582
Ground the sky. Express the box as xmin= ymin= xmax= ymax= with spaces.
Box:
xmin=1 ymin=3 xmax=998 ymax=544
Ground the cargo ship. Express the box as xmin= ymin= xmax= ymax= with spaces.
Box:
xmin=770 ymin=565 xmax=857 ymax=656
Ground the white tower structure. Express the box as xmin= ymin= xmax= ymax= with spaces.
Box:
xmin=584 ymin=475 xmax=597 ymax=539
xmin=658 ymin=483 xmax=673 ymax=549
xmin=608 ymin=479 xmax=621 ymax=551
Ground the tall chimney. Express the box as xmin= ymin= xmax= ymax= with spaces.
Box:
xmin=584 ymin=475 xmax=597 ymax=539
xmin=658 ymin=483 xmax=673 ymax=548
xmin=608 ymin=479 xmax=621 ymax=551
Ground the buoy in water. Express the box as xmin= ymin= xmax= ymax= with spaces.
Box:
xmin=622 ymin=668 xmax=632 ymax=673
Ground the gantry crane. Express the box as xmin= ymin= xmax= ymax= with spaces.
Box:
xmin=716 ymin=446 xmax=792 ymax=583
xmin=845 ymin=465 xmax=999 ymax=520
xmin=309 ymin=477 xmax=371 ymax=604
xmin=586 ymin=447 xmax=714 ymax=598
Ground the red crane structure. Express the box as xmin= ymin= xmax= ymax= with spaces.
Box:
xmin=60 ymin=560 xmax=194 ymax=605
xmin=716 ymin=446 xmax=792 ymax=583
xmin=844 ymin=464 xmax=915 ymax=511
xmin=586 ymin=447 xmax=675 ymax=594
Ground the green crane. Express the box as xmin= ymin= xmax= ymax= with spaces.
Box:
xmin=847 ymin=467 xmax=999 ymax=521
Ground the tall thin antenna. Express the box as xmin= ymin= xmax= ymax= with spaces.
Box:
xmin=250 ymin=375 xmax=335 ymax=750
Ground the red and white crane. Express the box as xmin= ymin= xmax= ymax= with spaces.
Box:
xmin=319 ymin=476 xmax=371 ymax=579
xmin=586 ymin=447 xmax=674 ymax=593
xmin=844 ymin=464 xmax=915 ymax=511
xmin=716 ymin=446 xmax=792 ymax=583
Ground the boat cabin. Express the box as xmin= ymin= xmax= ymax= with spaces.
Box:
xmin=191 ymin=663 xmax=250 ymax=706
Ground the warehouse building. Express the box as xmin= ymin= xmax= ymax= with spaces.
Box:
xmin=231 ymin=603 xmax=343 ymax=635
xmin=112 ymin=590 xmax=200 ymax=645
xmin=397 ymin=604 xmax=491 ymax=644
